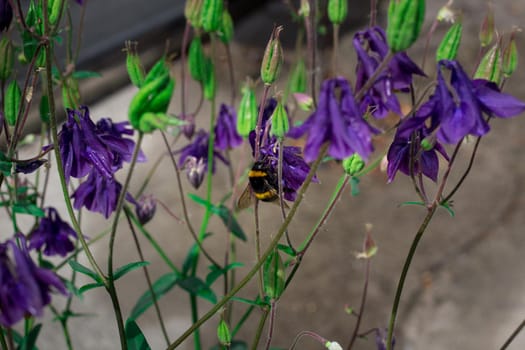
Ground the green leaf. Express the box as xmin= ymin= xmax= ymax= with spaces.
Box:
xmin=69 ymin=261 xmax=103 ymax=283
xmin=17 ymin=324 xmax=41 ymax=350
xmin=206 ymin=262 xmax=243 ymax=286
xmin=72 ymin=70 xmax=102 ymax=79
xmin=12 ymin=203 xmax=45 ymax=217
xmin=129 ymin=272 xmax=179 ymax=321
xmin=125 ymin=320 xmax=151 ymax=350
xmin=277 ymin=244 xmax=297 ymax=257
xmin=64 ymin=280 xmax=82 ymax=299
xmin=440 ymin=202 xmax=455 ymax=217
xmin=78 ymin=282 xmax=105 ymax=295
xmin=182 ymin=232 xmax=212 ymax=275
xmin=179 ymin=276 xmax=217 ymax=303
xmin=230 ymin=296 xmax=268 ymax=308
xmin=399 ymin=201 xmax=426 ymax=208
xmin=114 ymin=261 xmax=150 ymax=281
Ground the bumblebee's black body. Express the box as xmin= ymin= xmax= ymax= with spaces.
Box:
xmin=248 ymin=161 xmax=279 ymax=202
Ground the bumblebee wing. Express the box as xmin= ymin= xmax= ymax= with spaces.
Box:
xmin=270 ymin=197 xmax=290 ymax=209
xmin=236 ymin=185 xmax=255 ymax=211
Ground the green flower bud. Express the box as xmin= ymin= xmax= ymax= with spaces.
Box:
xmin=270 ymin=98 xmax=289 ymax=138
xmin=420 ymin=138 xmax=433 ymax=151
xmin=387 ymin=0 xmax=425 ymax=52
xmin=185 ymin=0 xmax=203 ymax=28
xmin=5 ymin=80 xmax=21 ymax=126
xmin=263 ymin=250 xmax=285 ymax=300
xmin=474 ymin=43 xmax=502 ymax=84
xmin=217 ymin=10 xmax=234 ymax=44
xmin=216 ymin=320 xmax=231 ymax=346
xmin=502 ymin=31 xmax=518 ymax=78
xmin=125 ymin=41 xmax=145 ymax=88
xmin=287 ymin=59 xmax=307 ymax=96
xmin=188 ymin=37 xmax=207 ymax=83
xmin=436 ymin=22 xmax=462 ymax=62
xmin=342 ymin=153 xmax=365 ymax=176
xmin=479 ymin=3 xmax=495 ymax=48
xmin=0 ymin=37 xmax=14 ymax=81
xmin=200 ymin=0 xmax=223 ymax=33
xmin=261 ymin=26 xmax=284 ymax=86
xmin=48 ymin=0 xmax=63 ymax=26
xmin=328 ymin=0 xmax=348 ymax=25
xmin=293 ymin=92 xmax=314 ymax=111
xmin=236 ymin=84 xmax=257 ymax=137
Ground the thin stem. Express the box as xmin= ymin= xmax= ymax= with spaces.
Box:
xmin=225 ymin=43 xmax=236 ymax=105
xmin=250 ymin=308 xmax=270 ymax=350
xmin=347 ymin=258 xmax=371 ymax=350
xmin=278 ymin=140 xmax=294 ymax=250
xmin=180 ymin=21 xmax=191 ymax=117
xmin=254 ymin=85 xmax=271 ymax=160
xmin=332 ymin=24 xmax=340 ymax=76
xmin=499 ymin=318 xmax=525 ymax=350
xmin=355 ymin=52 xmax=394 ymax=101
xmin=167 ymin=144 xmax=329 ymax=349
xmin=369 ymin=0 xmax=377 ymax=27
xmin=305 ymin=0 xmax=317 ymax=105
xmin=254 ymin=200 xmax=264 ymax=298
xmin=264 ymin=301 xmax=277 ymax=350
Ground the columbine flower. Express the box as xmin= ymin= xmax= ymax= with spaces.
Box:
xmin=288 ymin=77 xmax=375 ymax=162
xmin=386 ymin=116 xmax=448 ymax=183
xmin=422 ymin=60 xmax=525 ymax=144
xmin=0 ymin=235 xmax=67 ymax=327
xmin=353 ymin=26 xmax=425 ymax=118
xmin=0 ymin=0 xmax=12 ymax=32
xmin=176 ymin=129 xmax=228 ymax=188
xmin=72 ymin=169 xmax=123 ymax=218
xmin=214 ymin=104 xmax=242 ymax=150
xmin=133 ymin=195 xmax=157 ymax=225
xmin=29 ymin=207 xmax=77 ymax=257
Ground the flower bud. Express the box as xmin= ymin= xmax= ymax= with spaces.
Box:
xmin=185 ymin=156 xmax=206 ymax=189
xmin=125 ymin=41 xmax=145 ymax=88
xmin=342 ymin=153 xmax=365 ymax=176
xmin=502 ymin=30 xmax=519 ymax=78
xmin=479 ymin=3 xmax=495 ymax=48
xmin=293 ymin=92 xmax=314 ymax=111
xmin=261 ymin=26 xmax=284 ymax=86
xmin=325 ymin=341 xmax=343 ymax=350
xmin=180 ymin=113 xmax=196 ymax=139
xmin=217 ymin=10 xmax=234 ymax=44
xmin=5 ymin=80 xmax=21 ymax=126
xmin=436 ymin=22 xmax=462 ymax=62
xmin=188 ymin=37 xmax=207 ymax=83
xmin=386 ymin=0 xmax=425 ymax=52
xmin=48 ymin=0 xmax=63 ymax=26
xmin=216 ymin=319 xmax=231 ymax=346
xmin=134 ymin=195 xmax=157 ymax=225
xmin=0 ymin=37 xmax=14 ymax=81
xmin=328 ymin=0 xmax=347 ymax=25
xmin=270 ymin=98 xmax=289 ymax=138
xmin=0 ymin=0 xmax=13 ymax=32
xmin=185 ymin=0 xmax=203 ymax=28
xmin=236 ymin=84 xmax=257 ymax=137
xmin=287 ymin=59 xmax=307 ymax=95
xmin=200 ymin=0 xmax=223 ymax=33
xmin=474 ymin=42 xmax=502 ymax=84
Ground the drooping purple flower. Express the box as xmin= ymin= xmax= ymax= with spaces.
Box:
xmin=386 ymin=115 xmax=448 ymax=183
xmin=288 ymin=77 xmax=375 ymax=162
xmin=0 ymin=235 xmax=67 ymax=327
xmin=15 ymin=159 xmax=47 ymax=174
xmin=133 ymin=195 xmax=157 ymax=225
xmin=353 ymin=26 xmax=425 ymax=118
xmin=0 ymin=0 xmax=13 ymax=32
xmin=214 ymin=104 xmax=243 ymax=151
xmin=29 ymin=207 xmax=78 ymax=257
xmin=423 ymin=60 xmax=525 ymax=144
xmin=72 ymin=168 xmax=123 ymax=218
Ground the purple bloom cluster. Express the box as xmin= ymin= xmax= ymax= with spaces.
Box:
xmin=59 ymin=106 xmax=142 ymax=217
xmin=29 ymin=207 xmax=77 ymax=257
xmin=0 ymin=235 xmax=67 ymax=327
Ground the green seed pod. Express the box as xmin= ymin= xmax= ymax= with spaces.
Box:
xmin=342 ymin=153 xmax=365 ymax=176
xmin=0 ymin=37 xmax=14 ymax=81
xmin=48 ymin=0 xmax=63 ymax=25
xmin=200 ymin=0 xmax=223 ymax=33
xmin=261 ymin=26 xmax=284 ymax=85
xmin=263 ymin=250 xmax=285 ymax=300
xmin=237 ymin=84 xmax=257 ymax=137
xmin=502 ymin=32 xmax=518 ymax=78
xmin=148 ymin=78 xmax=175 ymax=113
xmin=125 ymin=41 xmax=145 ymax=88
xmin=270 ymin=98 xmax=289 ymax=139
xmin=144 ymin=58 xmax=170 ymax=85
xmin=386 ymin=0 xmax=425 ymax=53
xmin=217 ymin=10 xmax=234 ymax=44
xmin=188 ymin=37 xmax=207 ymax=83
xmin=62 ymin=76 xmax=80 ymax=110
xmin=479 ymin=4 xmax=495 ymax=48
xmin=436 ymin=22 xmax=462 ymax=62
xmin=474 ymin=43 xmax=502 ymax=84
xmin=203 ymin=58 xmax=216 ymax=100
xmin=128 ymin=73 xmax=171 ymax=130
xmin=216 ymin=320 xmax=231 ymax=346
xmin=5 ymin=80 xmax=21 ymax=126
xmin=185 ymin=0 xmax=203 ymax=28
xmin=287 ymin=59 xmax=307 ymax=96
xmin=328 ymin=0 xmax=348 ymax=25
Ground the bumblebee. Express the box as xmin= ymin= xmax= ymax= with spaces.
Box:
xmin=237 ymin=160 xmax=282 ymax=210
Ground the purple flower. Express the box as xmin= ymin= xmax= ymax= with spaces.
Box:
xmin=133 ymin=195 xmax=157 ymax=225
xmin=72 ymin=169 xmax=123 ymax=218
xmin=29 ymin=207 xmax=78 ymax=257
xmin=423 ymin=60 xmax=525 ymax=144
xmin=353 ymin=27 xmax=425 ymax=118
xmin=15 ymin=159 xmax=47 ymax=174
xmin=0 ymin=235 xmax=67 ymax=327
xmin=386 ymin=116 xmax=448 ymax=183
xmin=249 ymin=98 xmax=279 ymax=153
xmin=288 ymin=77 xmax=375 ymax=162
xmin=176 ymin=129 xmax=228 ymax=188
xmin=214 ymin=104 xmax=242 ymax=151
xmin=0 ymin=0 xmax=12 ymax=32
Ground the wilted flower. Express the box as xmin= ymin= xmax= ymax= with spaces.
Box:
xmin=353 ymin=26 xmax=425 ymax=118
xmin=214 ymin=104 xmax=242 ymax=150
xmin=29 ymin=207 xmax=78 ymax=257
xmin=288 ymin=77 xmax=375 ymax=162
xmin=72 ymin=169 xmax=123 ymax=218
xmin=0 ymin=235 xmax=67 ymax=327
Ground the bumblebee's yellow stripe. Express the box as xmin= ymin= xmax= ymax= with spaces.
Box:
xmin=248 ymin=170 xmax=267 ymax=177
xmin=254 ymin=189 xmax=277 ymax=200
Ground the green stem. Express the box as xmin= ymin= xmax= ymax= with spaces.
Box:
xmin=250 ymin=308 xmax=270 ymax=350
xmin=347 ymin=258 xmax=371 ymax=350
xmin=332 ymin=24 xmax=340 ymax=76
xmin=167 ymin=144 xmax=328 ymax=349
